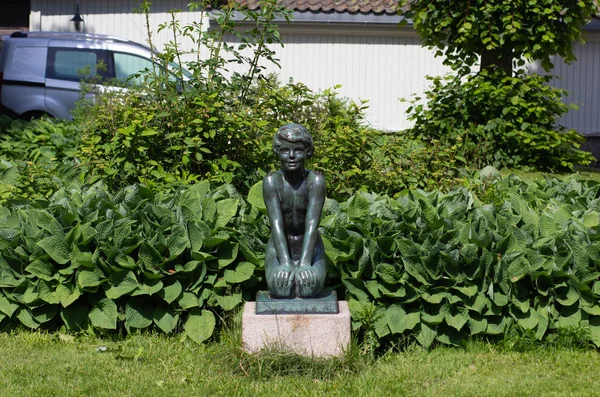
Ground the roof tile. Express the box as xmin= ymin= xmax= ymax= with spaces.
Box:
xmin=234 ymin=0 xmax=400 ymax=15
xmin=233 ymin=1 xmax=598 ymax=17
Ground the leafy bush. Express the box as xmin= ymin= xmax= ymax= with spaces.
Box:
xmin=71 ymin=0 xmax=469 ymax=200
xmin=404 ymin=71 xmax=595 ymax=171
xmin=0 ymin=181 xmax=267 ymax=342
xmin=323 ymin=174 xmax=600 ymax=350
xmin=0 ymin=117 xmax=83 ymax=202
xmin=2 ymin=173 xmax=600 ymax=349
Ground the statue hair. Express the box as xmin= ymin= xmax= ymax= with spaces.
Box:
xmin=272 ymin=124 xmax=314 ymax=158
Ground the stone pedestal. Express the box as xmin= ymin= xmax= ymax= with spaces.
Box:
xmin=242 ymin=301 xmax=351 ymax=357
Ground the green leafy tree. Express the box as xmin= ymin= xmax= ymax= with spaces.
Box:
xmin=402 ymin=0 xmax=598 ymax=75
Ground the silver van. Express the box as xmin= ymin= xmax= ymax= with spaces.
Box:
xmin=0 ymin=31 xmax=186 ymax=119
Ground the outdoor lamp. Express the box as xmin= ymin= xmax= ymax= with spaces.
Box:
xmin=71 ymin=0 xmax=84 ymax=32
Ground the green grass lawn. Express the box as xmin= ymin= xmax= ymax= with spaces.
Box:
xmin=1 ymin=331 xmax=599 ymax=397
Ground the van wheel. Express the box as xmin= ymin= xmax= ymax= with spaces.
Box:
xmin=20 ymin=111 xmax=53 ymax=121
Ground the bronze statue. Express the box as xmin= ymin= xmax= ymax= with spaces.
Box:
xmin=263 ymin=124 xmax=326 ymax=298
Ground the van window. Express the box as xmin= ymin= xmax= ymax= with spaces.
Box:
xmin=113 ymin=52 xmax=154 ymax=85
xmin=112 ymin=52 xmax=189 ymax=85
xmin=47 ymin=48 xmax=106 ymax=81
xmin=9 ymin=47 xmax=47 ymax=82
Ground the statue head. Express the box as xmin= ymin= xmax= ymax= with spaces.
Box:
xmin=272 ymin=124 xmax=314 ymax=158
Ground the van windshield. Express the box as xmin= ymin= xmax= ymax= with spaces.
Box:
xmin=169 ymin=61 xmax=192 ymax=80
xmin=113 ymin=52 xmax=192 ymax=85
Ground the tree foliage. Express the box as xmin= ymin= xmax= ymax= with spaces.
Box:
xmin=402 ymin=0 xmax=598 ymax=74
xmin=405 ymin=71 xmax=594 ymax=171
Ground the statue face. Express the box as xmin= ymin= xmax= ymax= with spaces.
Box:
xmin=278 ymin=139 xmax=307 ymax=172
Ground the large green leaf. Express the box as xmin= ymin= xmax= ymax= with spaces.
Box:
xmin=215 ymin=293 xmax=242 ymax=311
xmin=347 ymin=194 xmax=370 ymax=219
xmin=178 ymin=292 xmax=200 ymax=309
xmin=223 ymin=262 xmax=255 ymax=284
xmin=402 ymin=256 xmax=429 ymax=284
xmin=31 ymin=305 xmax=58 ymax=324
xmin=105 ymin=271 xmax=138 ymax=299
xmin=168 ymin=224 xmax=189 ymax=258
xmin=513 ymin=307 xmax=538 ymax=330
xmin=153 ymin=305 xmax=179 ymax=334
xmin=125 ymin=301 xmax=153 ymax=329
xmin=138 ymin=243 xmax=164 ymax=273
xmin=187 ymin=221 xmax=210 ymax=252
xmin=589 ymin=316 xmax=600 ymax=347
xmin=77 ymin=270 xmax=101 ymax=290
xmin=375 ymin=263 xmax=400 ymax=285
xmin=247 ymin=181 xmax=266 ymax=211
xmin=158 ymin=280 xmax=182 ymax=304
xmin=556 ymin=284 xmax=580 ymax=307
xmin=29 ymin=209 xmax=64 ymax=238
xmin=132 ymin=279 xmax=163 ymax=296
xmin=436 ymin=324 xmax=464 ymax=346
xmin=215 ymin=199 xmax=239 ymax=228
xmin=342 ymin=278 xmax=370 ymax=301
xmin=468 ymin=316 xmax=488 ymax=335
xmin=25 ymin=261 xmax=55 ymax=281
xmin=0 ymin=294 xmax=18 ymax=316
xmin=37 ymin=280 xmax=57 ymax=305
xmin=37 ymin=236 xmax=70 ymax=265
xmin=216 ymin=242 xmax=239 ymax=269
xmin=444 ymin=307 xmax=469 ymax=331
xmin=89 ymin=298 xmax=117 ymax=329
xmin=387 ymin=305 xmax=420 ymax=334
xmin=485 ymin=317 xmax=508 ymax=335
xmin=15 ymin=307 xmax=40 ymax=329
xmin=60 ymin=303 xmax=89 ymax=331
xmin=184 ymin=309 xmax=215 ymax=344
xmin=55 ymin=283 xmax=81 ymax=307
xmin=583 ymin=211 xmax=599 ymax=228
xmin=421 ymin=304 xmax=449 ymax=325
xmin=416 ymin=322 xmax=437 ymax=349
xmin=557 ymin=305 xmax=583 ymax=328
xmin=507 ymin=256 xmax=529 ymax=283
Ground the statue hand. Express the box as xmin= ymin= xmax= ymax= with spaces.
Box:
xmin=297 ymin=266 xmax=317 ymax=288
xmin=274 ymin=264 xmax=294 ymax=288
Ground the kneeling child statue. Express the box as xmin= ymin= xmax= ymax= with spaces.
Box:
xmin=263 ymin=124 xmax=326 ymax=298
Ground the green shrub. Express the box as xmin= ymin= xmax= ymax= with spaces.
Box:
xmin=405 ymin=71 xmax=595 ymax=171
xmin=70 ymin=0 xmax=468 ymax=200
xmin=0 ymin=181 xmax=266 ymax=342
xmin=0 ymin=117 xmax=83 ymax=202
xmin=2 ymin=174 xmax=600 ymax=349
xmin=323 ymin=174 xmax=600 ymax=350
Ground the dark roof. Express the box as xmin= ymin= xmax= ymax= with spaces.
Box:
xmin=236 ymin=0 xmax=400 ymax=15
xmin=234 ymin=0 xmax=600 ymax=18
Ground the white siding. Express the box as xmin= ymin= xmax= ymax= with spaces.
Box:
xmin=529 ymin=38 xmax=600 ymax=136
xmin=30 ymin=0 xmax=206 ymax=58
xmin=29 ymin=0 xmax=600 ymax=134
xmin=222 ymin=30 xmax=450 ymax=130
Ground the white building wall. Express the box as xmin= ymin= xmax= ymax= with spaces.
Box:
xmin=221 ymin=28 xmax=450 ymax=131
xmin=29 ymin=0 xmax=600 ymax=134
xmin=29 ymin=0 xmax=205 ymax=59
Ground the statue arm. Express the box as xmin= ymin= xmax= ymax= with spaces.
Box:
xmin=263 ymin=174 xmax=292 ymax=267
xmin=299 ymin=173 xmax=326 ymax=268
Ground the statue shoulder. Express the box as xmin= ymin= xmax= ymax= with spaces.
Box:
xmin=307 ymin=170 xmax=326 ymax=189
xmin=263 ymin=171 xmax=282 ymax=191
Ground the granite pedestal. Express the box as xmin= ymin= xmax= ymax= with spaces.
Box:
xmin=242 ymin=300 xmax=351 ymax=357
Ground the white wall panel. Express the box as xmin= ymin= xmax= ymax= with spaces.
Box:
xmin=527 ymin=38 xmax=600 ymax=136
xmin=222 ymin=30 xmax=450 ymax=130
xmin=30 ymin=0 xmax=207 ymax=60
